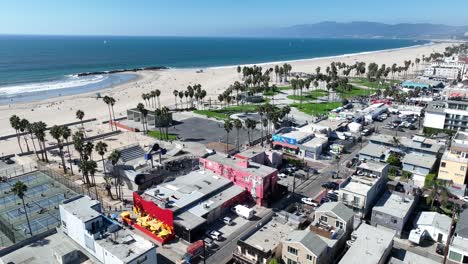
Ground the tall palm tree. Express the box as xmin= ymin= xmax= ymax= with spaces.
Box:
xmin=12 ymin=181 xmax=32 ymax=236
xmin=161 ymin=106 xmax=170 ymax=140
xmin=103 ymin=96 xmax=114 ymax=131
xmin=9 ymin=115 xmax=23 ymax=153
xmin=224 ymin=119 xmax=233 ymax=154
xmin=19 ymin=119 xmax=31 ymax=152
xmin=137 ymin=103 xmax=147 ymax=134
xmin=75 ymin=110 xmax=85 ymax=135
xmin=95 ymin=141 xmax=108 ymax=176
xmin=245 ymin=119 xmax=257 ymax=145
xmin=233 ymin=119 xmax=243 ymax=151
xmin=50 ymin=125 xmax=67 ymax=174
xmin=109 ymin=96 xmax=117 ymax=130
xmin=155 ymin=89 xmax=161 ymax=109
xmin=178 ymin=91 xmax=184 ymax=109
xmin=62 ymin=126 xmax=74 ymax=175
xmin=154 ymin=109 xmax=164 ymax=140
xmin=173 ymin=90 xmax=178 ymax=109
xmin=108 ymin=150 xmax=121 ymax=199
xmin=35 ymin=122 xmax=48 ymax=162
xmin=26 ymin=122 xmax=40 ymax=160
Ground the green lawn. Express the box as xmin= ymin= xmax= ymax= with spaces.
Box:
xmin=193 ymin=104 xmax=260 ymax=120
xmin=277 ymin=85 xmax=292 ymax=91
xmin=290 ymin=102 xmax=341 ymax=116
xmin=148 ymin=130 xmax=177 ymax=140
xmin=336 ymin=86 xmax=371 ymax=98
xmin=263 ymin=90 xmax=281 ymax=96
xmin=287 ymin=90 xmax=328 ymax=101
xmin=351 ymin=78 xmax=400 ymax=89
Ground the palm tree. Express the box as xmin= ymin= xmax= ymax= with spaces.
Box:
xmin=245 ymin=119 xmax=257 ymax=145
xmin=427 ymin=180 xmax=449 ymax=210
xmin=103 ymin=96 xmax=114 ymax=131
xmin=109 ymin=96 xmax=117 ymax=130
xmin=95 ymin=141 xmax=108 ymax=177
xmin=224 ymin=119 xmax=233 ymax=154
xmin=178 ymin=91 xmax=184 ymax=109
xmin=75 ymin=110 xmax=85 ymax=135
xmin=12 ymin=181 xmax=32 ymax=236
xmin=155 ymin=89 xmax=161 ymax=109
xmin=173 ymin=90 xmax=179 ymax=109
xmin=108 ymin=150 xmax=121 ymax=199
xmin=161 ymin=107 xmax=171 ymax=140
xmin=26 ymin=122 xmax=40 ymax=160
xmin=9 ymin=115 xmax=23 ymax=153
xmin=233 ymin=119 xmax=243 ymax=151
xmin=35 ymin=122 xmax=48 ymax=162
xmin=62 ymin=126 xmax=74 ymax=175
xmin=19 ymin=119 xmax=31 ymax=152
xmin=50 ymin=125 xmax=67 ymax=173
xmin=137 ymin=103 xmax=147 ymax=134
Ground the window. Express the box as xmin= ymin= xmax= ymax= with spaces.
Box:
xmin=307 ymin=254 xmax=314 ymax=261
xmin=137 ymin=256 xmax=148 ymax=264
xmin=287 ymin=259 xmax=298 ymax=264
xmin=448 ymin=250 xmax=462 ymax=262
xmin=461 ymin=166 xmax=466 ymax=171
xmin=353 ymin=197 xmax=360 ymax=205
xmin=287 ymin=246 xmax=298 ymax=255
xmin=391 ymin=217 xmax=398 ymax=224
xmin=336 ymin=221 xmax=344 ymax=229
xmin=441 ymin=162 xmax=446 ymax=168
xmin=320 ymin=215 xmax=328 ymax=222
xmin=342 ymin=193 xmax=349 ymax=201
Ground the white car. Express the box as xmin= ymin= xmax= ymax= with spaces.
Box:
xmin=206 ymin=230 xmax=222 ymax=241
xmin=301 ymin=197 xmax=318 ymax=207
xmin=278 ymin=173 xmax=288 ymax=179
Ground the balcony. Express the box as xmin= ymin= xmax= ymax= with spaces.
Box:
xmin=232 ymin=250 xmax=261 ymax=264
xmin=310 ymin=221 xmax=344 ymax=239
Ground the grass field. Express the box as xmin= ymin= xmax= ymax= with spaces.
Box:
xmin=336 ymin=86 xmax=371 ymax=98
xmin=148 ymin=130 xmax=177 ymax=140
xmin=351 ymin=78 xmax=401 ymax=89
xmin=290 ymin=102 xmax=341 ymax=116
xmin=193 ymin=104 xmax=260 ymax=120
xmin=287 ymin=90 xmax=328 ymax=101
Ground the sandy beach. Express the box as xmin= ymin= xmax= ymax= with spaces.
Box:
xmin=0 ymin=42 xmax=452 ymax=137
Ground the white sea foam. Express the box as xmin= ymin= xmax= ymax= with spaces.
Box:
xmin=0 ymin=75 xmax=108 ymax=96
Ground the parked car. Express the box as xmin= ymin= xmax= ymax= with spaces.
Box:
xmin=206 ymin=230 xmax=222 ymax=241
xmin=223 ymin=217 xmax=233 ymax=225
xmin=4 ymin=158 xmax=14 ymax=165
xmin=204 ymin=237 xmax=215 ymax=248
xmin=320 ymin=197 xmax=331 ymax=204
xmin=301 ymin=197 xmax=319 ymax=207
xmin=308 ymin=168 xmax=318 ymax=175
xmin=436 ymin=243 xmax=445 ymax=255
xmin=322 ymin=182 xmax=339 ymax=190
xmin=278 ymin=173 xmax=288 ymax=179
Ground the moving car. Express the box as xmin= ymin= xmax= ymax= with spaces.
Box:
xmin=301 ymin=197 xmax=318 ymax=207
xmin=223 ymin=217 xmax=233 ymax=225
xmin=206 ymin=230 xmax=222 ymax=241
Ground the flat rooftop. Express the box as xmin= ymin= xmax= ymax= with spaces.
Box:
xmin=341 ymin=176 xmax=380 ymax=196
xmin=359 ymin=143 xmax=388 ymax=158
xmin=301 ymin=137 xmax=328 ymax=148
xmin=372 ymin=192 xmax=415 ymax=219
xmin=0 ymin=230 xmax=99 ymax=264
xmin=143 ymin=169 xmax=232 ymax=212
xmin=188 ymin=184 xmax=244 ymax=217
xmin=357 ymin=160 xmax=388 ymax=173
xmin=402 ymin=153 xmax=436 ymax=169
xmin=236 ymin=147 xmax=265 ymax=159
xmin=61 ymin=195 xmax=101 ymax=223
xmin=242 ymin=217 xmax=293 ymax=253
xmin=451 ymin=236 xmax=468 ymax=253
xmin=204 ymin=154 xmax=277 ymax=178
xmin=339 ymin=224 xmax=394 ymax=264
xmin=281 ymin=130 xmax=312 ymax=142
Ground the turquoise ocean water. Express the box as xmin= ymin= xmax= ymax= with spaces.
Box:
xmin=0 ymin=36 xmax=429 ymax=104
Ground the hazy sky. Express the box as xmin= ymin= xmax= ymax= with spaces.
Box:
xmin=1 ymin=0 xmax=467 ymax=36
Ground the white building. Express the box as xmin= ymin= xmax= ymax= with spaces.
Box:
xmin=60 ymin=195 xmax=157 ymax=264
xmin=424 ymin=99 xmax=468 ymax=132
xmin=414 ymin=211 xmax=451 ymax=244
xmin=447 ymin=210 xmax=468 ymax=264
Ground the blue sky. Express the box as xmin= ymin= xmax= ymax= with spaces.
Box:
xmin=1 ymin=0 xmax=467 ymax=36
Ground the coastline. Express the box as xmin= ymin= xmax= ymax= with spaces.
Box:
xmin=0 ymin=41 xmax=453 ymax=137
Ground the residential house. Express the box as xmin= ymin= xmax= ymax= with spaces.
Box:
xmin=414 ymin=211 xmax=451 ymax=243
xmin=338 ymin=224 xmax=394 ymax=264
xmin=447 ymin=209 xmax=468 ymax=264
xmin=371 ymin=191 xmax=417 ymax=237
xmin=358 ymin=144 xmax=389 ymax=162
xmin=339 ymin=161 xmax=389 ymax=218
xmin=310 ymin=202 xmax=354 ymax=263
xmin=402 ymin=153 xmax=437 ymax=187
xmin=438 ymin=131 xmax=468 ymax=185
xmin=282 ymin=230 xmax=328 ymax=264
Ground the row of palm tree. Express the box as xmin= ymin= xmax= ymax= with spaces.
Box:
xmin=135 ymin=102 xmax=172 ymax=139
xmin=141 ymin=89 xmax=161 ymax=109
xmin=172 ymin=84 xmax=207 ymax=110
xmin=103 ymin=96 xmax=117 ymax=131
xmin=9 ymin=115 xmax=49 ymax=162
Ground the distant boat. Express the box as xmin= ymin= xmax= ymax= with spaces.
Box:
xmin=103 ymin=40 xmax=107 ymax=44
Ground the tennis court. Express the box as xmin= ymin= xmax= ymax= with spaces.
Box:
xmin=0 ymin=170 xmax=77 ymax=244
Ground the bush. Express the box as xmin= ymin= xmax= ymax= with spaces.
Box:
xmin=269 ymin=258 xmax=279 ymax=264
xmin=389 ymin=167 xmax=398 ymax=176
xmin=425 ymin=173 xmax=436 ymax=188
xmin=386 ymin=154 xmax=402 ymax=167
xmin=402 ymin=171 xmax=413 ymax=179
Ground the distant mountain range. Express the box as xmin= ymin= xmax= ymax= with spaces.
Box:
xmin=235 ymin=21 xmax=468 ymax=39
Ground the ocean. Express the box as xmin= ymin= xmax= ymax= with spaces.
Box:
xmin=0 ymin=35 xmax=429 ymax=104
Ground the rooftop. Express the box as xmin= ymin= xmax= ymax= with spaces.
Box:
xmin=316 ymin=118 xmax=348 ymax=131
xmin=301 ymin=136 xmax=328 ymax=148
xmin=284 ymin=230 xmax=328 ymax=257
xmin=188 ymin=184 xmax=244 ymax=217
xmin=357 ymin=160 xmax=389 ymax=173
xmin=359 ymin=143 xmax=388 ymax=158
xmin=372 ymin=192 xmax=415 ymax=219
xmin=338 ymin=224 xmax=394 ymax=264
xmin=203 ymin=153 xmax=277 ymax=178
xmin=282 ymin=130 xmax=313 ymax=142
xmin=402 ymin=153 xmax=437 ymax=169
xmin=315 ymin=202 xmax=354 ymax=223
xmin=369 ymin=134 xmax=443 ymax=154
xmin=0 ymin=231 xmax=99 ymax=264
xmin=235 ymin=146 xmax=265 ymax=159
xmin=143 ymin=169 xmax=232 ymax=212
xmin=455 ymin=209 xmax=468 ymax=238
xmin=451 ymin=236 xmax=468 ymax=253
xmin=416 ymin=212 xmax=451 ymax=234
xmin=341 ymin=175 xmax=381 ymax=196
xmin=61 ymin=195 xmax=100 ymax=223
xmin=242 ymin=217 xmax=293 ymax=253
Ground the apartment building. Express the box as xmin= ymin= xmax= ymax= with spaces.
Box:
xmin=438 ymin=131 xmax=468 ymax=185
xmin=424 ymin=99 xmax=468 ymax=132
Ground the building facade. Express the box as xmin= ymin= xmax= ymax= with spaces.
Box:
xmin=438 ymin=132 xmax=468 ymax=185
xmin=424 ymin=100 xmax=468 ymax=132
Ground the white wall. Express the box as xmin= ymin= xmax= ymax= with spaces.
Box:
xmin=423 ymin=112 xmax=445 ymax=129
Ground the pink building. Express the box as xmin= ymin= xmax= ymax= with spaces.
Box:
xmin=199 ymin=153 xmax=278 ymax=206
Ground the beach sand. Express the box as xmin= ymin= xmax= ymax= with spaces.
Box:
xmin=0 ymin=42 xmax=452 ymax=137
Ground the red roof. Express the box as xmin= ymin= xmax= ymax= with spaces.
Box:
xmin=273 ymin=141 xmax=298 ymax=149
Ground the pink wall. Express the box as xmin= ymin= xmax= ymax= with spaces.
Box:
xmin=199 ymin=157 xmax=278 ymax=205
